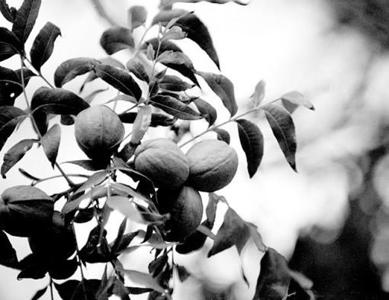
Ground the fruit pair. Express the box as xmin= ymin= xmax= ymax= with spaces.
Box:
xmin=134 ymin=138 xmax=238 ymax=241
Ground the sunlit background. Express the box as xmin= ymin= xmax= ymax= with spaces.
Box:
xmin=2 ymin=0 xmax=389 ymax=299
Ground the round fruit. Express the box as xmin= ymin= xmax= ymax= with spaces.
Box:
xmin=74 ymin=105 xmax=124 ymax=160
xmin=134 ymin=138 xmax=189 ymax=188
xmin=0 ymin=185 xmax=54 ymax=237
xmin=186 ymin=140 xmax=238 ymax=192
xmin=157 ymin=186 xmax=203 ymax=241
xmin=29 ymin=211 xmax=77 ymax=261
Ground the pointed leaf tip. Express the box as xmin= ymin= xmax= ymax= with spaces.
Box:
xmin=236 ymin=119 xmax=264 ymax=177
xmin=262 ymin=104 xmax=297 ymax=172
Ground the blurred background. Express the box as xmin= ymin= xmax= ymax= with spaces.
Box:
xmin=2 ymin=0 xmax=389 ymax=299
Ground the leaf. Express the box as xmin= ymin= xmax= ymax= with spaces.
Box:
xmin=262 ymin=104 xmax=297 ymax=171
xmin=30 ymin=21 xmax=61 ymax=71
xmin=150 ymin=94 xmax=201 ymax=120
xmin=54 ymin=57 xmax=99 ymax=87
xmin=213 ymin=128 xmax=230 ymax=144
xmin=126 ymin=56 xmax=150 ymax=82
xmin=159 ymin=74 xmax=194 ymax=91
xmin=128 ymin=6 xmax=147 ymax=30
xmin=130 ymin=105 xmax=152 ymax=146
xmin=162 ymin=26 xmax=186 ymax=42
xmin=236 ymin=119 xmax=264 ymax=177
xmin=80 ymin=57 xmax=125 ymax=92
xmin=100 ymin=26 xmax=134 ymax=55
xmin=0 ymin=27 xmax=22 ymax=61
xmin=0 ymin=230 xmax=18 ymax=268
xmin=0 ymin=65 xmax=24 ymax=105
xmin=12 ymin=0 xmax=41 ymax=43
xmin=193 ymin=98 xmax=217 ymax=126
xmin=75 ymin=171 xmax=108 ymax=194
xmin=122 ymin=269 xmax=165 ymax=293
xmin=120 ymin=112 xmax=174 ymax=127
xmin=111 ymin=230 xmax=140 ymax=255
xmin=79 ymin=225 xmax=111 ymax=263
xmin=157 ymin=50 xmax=199 ymax=86
xmin=251 ymin=80 xmax=265 ymax=106
xmin=106 ymin=196 xmax=144 ymax=223
xmin=197 ymin=71 xmax=237 ymax=116
xmin=281 ymin=91 xmax=314 ymax=111
xmin=247 ymin=222 xmax=266 ymax=252
xmin=18 ymin=254 xmax=47 ymax=280
xmin=63 ymin=159 xmax=107 ymax=171
xmin=152 ymin=9 xmax=220 ymax=68
xmin=94 ymin=63 xmax=142 ymax=100
xmin=62 ymin=185 xmax=107 ymax=215
xmin=31 ymin=286 xmax=47 ymax=300
xmin=208 ymin=207 xmax=250 ymax=257
xmin=252 ymin=248 xmax=290 ymax=300
xmin=176 ymin=265 xmax=190 ymax=282
xmin=31 ymin=87 xmax=89 ymax=116
xmin=176 ymin=193 xmax=218 ymax=254
xmin=0 ymin=106 xmax=27 ymax=151
xmin=0 ymin=0 xmax=17 ymax=22
xmin=48 ymin=257 xmax=78 ymax=280
xmin=41 ymin=124 xmax=60 ymax=167
xmin=18 ymin=167 xmax=40 ymax=181
xmin=161 ymin=0 xmax=249 ymax=6
xmin=143 ymin=38 xmax=182 ymax=57
xmin=55 ymin=279 xmax=101 ymax=300
xmin=1 ymin=138 xmax=35 ymax=178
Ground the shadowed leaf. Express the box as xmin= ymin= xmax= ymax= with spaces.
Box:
xmin=41 ymin=124 xmax=60 ymax=168
xmin=94 ymin=63 xmax=142 ymax=100
xmin=0 ymin=66 xmax=25 ymax=105
xmin=0 ymin=106 xmax=26 ymax=151
xmin=31 ymin=286 xmax=47 ymax=300
xmin=150 ymin=94 xmax=201 ymax=120
xmin=214 ymin=128 xmax=230 ymax=144
xmin=159 ymin=75 xmax=194 ymax=91
xmin=126 ymin=56 xmax=150 ymax=82
xmin=54 ymin=57 xmax=99 ymax=87
xmin=120 ymin=112 xmax=175 ymax=127
xmin=30 ymin=22 xmax=61 ymax=71
xmin=49 ymin=257 xmax=78 ymax=280
xmin=197 ymin=71 xmax=237 ymax=116
xmin=31 ymin=87 xmax=89 ymax=115
xmin=194 ymin=98 xmax=217 ymax=126
xmin=100 ymin=26 xmax=134 ymax=55
xmin=128 ymin=5 xmax=147 ymax=30
xmin=208 ymin=207 xmax=250 ymax=257
xmin=0 ymin=27 xmax=22 ymax=61
xmin=157 ymin=50 xmax=199 ymax=86
xmin=153 ymin=9 xmax=220 ymax=68
xmin=12 ymin=0 xmax=41 ymax=43
xmin=253 ymin=248 xmax=290 ymax=300
xmin=0 ymin=230 xmax=18 ymax=268
xmin=1 ymin=138 xmax=35 ymax=178
xmin=0 ymin=0 xmax=17 ymax=22
xmin=236 ymin=119 xmax=264 ymax=177
xmin=55 ymin=279 xmax=101 ymax=300
xmin=262 ymin=104 xmax=297 ymax=171
xmin=122 ymin=269 xmax=165 ymax=293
